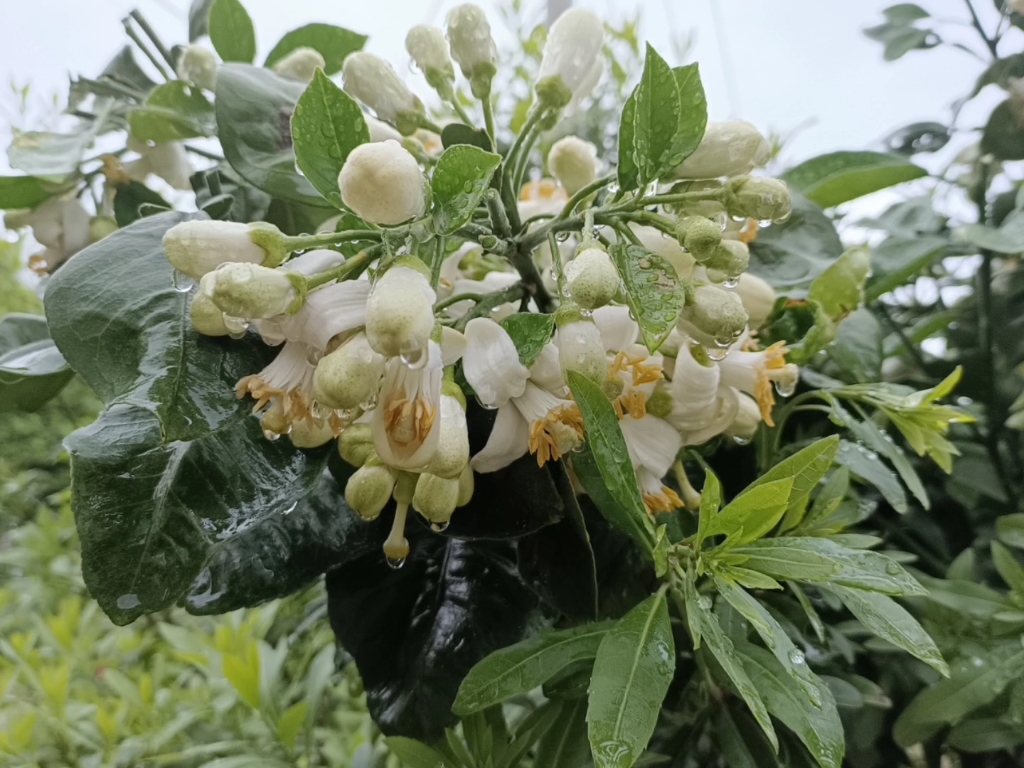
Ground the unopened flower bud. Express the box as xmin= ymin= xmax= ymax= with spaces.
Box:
xmin=345 ymin=458 xmax=397 ymax=520
xmin=272 ymin=47 xmax=325 ymax=82
xmin=260 ymin=400 xmax=290 ymax=435
xmin=556 ymin=304 xmax=608 ymax=384
xmin=163 ymin=220 xmax=269 ymax=279
xmin=290 ymin=418 xmax=336 ymax=449
xmin=678 ymin=284 xmax=749 ymax=348
xmin=313 ymin=332 xmax=386 ymax=410
xmin=446 ymin=4 xmax=498 ymax=98
xmin=406 ymin=25 xmax=455 ymax=91
xmin=366 ymin=115 xmax=403 ymax=143
xmin=177 ymin=45 xmax=218 ymax=91
xmin=564 ymin=246 xmax=619 ymax=310
xmin=339 ymin=424 xmax=374 ymax=467
xmin=413 ymin=472 xmax=460 ymax=525
xmin=732 ymin=272 xmax=776 ymax=329
xmin=457 ymin=464 xmax=474 ymax=507
xmin=726 ymin=177 xmax=792 ymax=223
xmin=548 ymin=136 xmax=598 ymax=195
xmin=425 ymin=388 xmax=470 ymax=479
xmin=88 ymin=216 xmax=118 ymax=243
xmin=343 ymin=52 xmax=422 ymax=126
xmin=672 ymin=121 xmax=770 ymax=180
xmin=676 ymin=217 xmax=722 ymax=263
xmin=204 ymin=262 xmax=302 ymax=319
xmin=537 ymin=8 xmax=604 ymax=107
xmin=705 ymin=240 xmax=750 ymax=283
xmin=365 ymin=261 xmax=436 ymax=360
xmin=338 ymin=140 xmax=427 ymax=226
xmin=190 ymin=291 xmax=229 ymax=336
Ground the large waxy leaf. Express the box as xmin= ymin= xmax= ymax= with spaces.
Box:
xmin=747 ymin=193 xmax=844 ymax=297
xmin=612 ymin=242 xmax=685 ymax=353
xmin=500 ymin=312 xmax=554 ymax=367
xmin=326 ymin=536 xmax=536 ymax=739
xmin=208 ymin=0 xmax=256 ymax=63
xmin=128 ymin=81 xmax=215 ymax=143
xmin=631 ymin=44 xmax=681 ymax=185
xmin=264 ymin=23 xmax=367 ymax=75
xmin=431 ymin=145 xmax=501 ymax=234
xmin=216 ymin=64 xmax=329 ymax=207
xmin=454 ymin=621 xmax=611 ymax=715
xmin=292 ymin=69 xmax=369 ymax=209
xmin=0 ymin=313 xmax=74 ymax=413
xmin=45 ymin=213 xmax=330 ymax=624
xmin=616 ymin=90 xmax=639 ymax=191
xmin=835 ymin=439 xmax=908 ymax=513
xmin=668 ymin=64 xmax=707 ymax=166
xmin=587 ymin=589 xmax=675 ymax=768
xmin=783 ymin=151 xmax=927 ymax=209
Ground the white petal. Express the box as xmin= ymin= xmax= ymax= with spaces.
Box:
xmin=462 ymin=318 xmax=529 ymax=407
xmin=682 ymin=387 xmax=740 ymax=446
xmin=470 ymin=403 xmax=530 ymax=473
xmin=528 ymin=342 xmax=566 ymax=396
xmin=619 ymin=415 xmax=681 ymax=478
xmin=293 ymin=280 xmax=372 ymax=349
xmin=285 ymin=249 xmax=346 ymax=277
xmin=440 ymin=326 xmax=467 ymax=366
xmin=592 ymin=305 xmax=639 ymax=351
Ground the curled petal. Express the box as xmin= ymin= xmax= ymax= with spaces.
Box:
xmin=462 ymin=317 xmax=529 ymax=407
xmin=470 ymin=403 xmax=530 ymax=473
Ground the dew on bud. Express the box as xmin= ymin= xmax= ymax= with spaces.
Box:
xmin=723 ymin=277 xmax=739 ymax=288
xmin=775 ymin=379 xmax=797 ymax=398
xmin=386 ymin=555 xmax=407 ymax=569
xmin=223 ymin=315 xmax=249 ymax=335
xmin=262 ymin=428 xmax=283 ymax=442
xmin=399 ymin=340 xmax=427 ymax=369
xmin=732 ymin=434 xmax=752 ymax=446
xmin=706 ymin=346 xmax=728 ymax=362
xmin=430 ymin=521 xmax=450 ymax=532
xmin=172 ymin=269 xmax=196 ymax=293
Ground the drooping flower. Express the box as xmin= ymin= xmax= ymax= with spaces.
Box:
xmin=272 ymin=47 xmax=325 ymax=82
xmin=564 ymin=246 xmax=620 ymax=311
xmin=342 ymin=52 xmax=422 ymax=126
xmin=257 ymin=277 xmax=371 ymax=351
xmin=665 ymin=342 xmax=740 ymax=444
xmin=556 ymin=306 xmax=608 ymax=385
xmin=592 ymin=305 xmax=664 ymax=420
xmin=717 ymin=341 xmax=798 ymax=427
xmin=312 ymin=331 xmax=387 ymax=411
xmin=671 ymin=121 xmax=770 ymax=180
xmin=6 ymin=197 xmax=91 ymax=274
xmin=619 ymin=414 xmax=683 ymax=514
xmin=372 ymin=341 xmax=444 ymax=471
xmin=732 ymin=272 xmax=777 ymax=329
xmin=548 ymin=136 xmax=599 ymax=195
xmin=338 ymin=140 xmax=427 ymax=226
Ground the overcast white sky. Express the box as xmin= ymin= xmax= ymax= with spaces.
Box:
xmin=0 ymin=0 xmax=1013 ymax=169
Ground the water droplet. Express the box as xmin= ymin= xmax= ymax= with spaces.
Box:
xmin=696 ymin=595 xmax=713 ymax=610
xmin=723 ymin=277 xmax=739 ymax=289
xmin=262 ymin=428 xmax=283 ymax=442
xmin=885 ymin=561 xmax=901 ymax=575
xmin=430 ymin=521 xmax=449 ymax=532
xmin=774 ymin=379 xmax=797 ymax=398
xmin=706 ymin=346 xmax=728 ymax=362
xmin=172 ymin=269 xmax=195 ymax=293
xmin=306 ymin=346 xmax=324 ymax=366
xmin=555 ymin=231 xmax=571 ymax=242
xmin=223 ymin=315 xmax=249 ymax=335
xmin=788 ymin=648 xmax=806 ymax=665
xmin=400 ymin=343 xmax=427 ymax=369
xmin=361 ymin=391 xmax=380 ymax=411
xmin=732 ymin=434 xmax=752 ymax=446
xmin=386 ymin=555 xmax=407 ymax=570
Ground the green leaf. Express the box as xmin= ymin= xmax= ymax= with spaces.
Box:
xmin=216 ymin=64 xmax=328 ymax=207
xmin=567 ymin=371 xmax=655 ymax=553
xmin=616 ymin=90 xmax=639 ymax=191
xmin=113 ymin=181 xmax=171 ymax=227
xmin=128 ymin=81 xmax=215 ymax=143
xmin=291 ymin=69 xmax=369 ymax=209
xmin=725 ymin=537 xmax=926 ymax=596
xmin=982 ymin=100 xmax=1024 ymax=161
xmin=834 ymin=439 xmax=908 ymax=513
xmin=998 ymin=514 xmax=1024 ymax=548
xmin=737 ymin=643 xmax=844 ymax=768
xmin=824 ymin=585 xmax=947 ymax=675
xmin=992 ymin=541 xmax=1024 ymax=594
xmin=684 ymin=575 xmax=777 ymax=750
xmin=264 ymin=23 xmax=367 ymax=75
xmin=0 ymin=176 xmax=58 ymax=209
xmin=440 ymin=122 xmax=493 ymax=152
xmin=865 ymin=235 xmax=949 ymax=301
xmin=696 ymin=468 xmax=722 ymax=547
xmin=385 ymin=737 xmax=449 ymax=768
xmin=611 ymin=243 xmax=685 ymax=353
xmin=893 ymin=644 xmax=1024 ymax=746
xmin=499 ymin=312 xmax=554 ymax=367
xmin=534 ymin=698 xmax=590 ymax=768
xmin=44 ymin=213 xmax=329 ymax=624
xmin=748 ymin=194 xmax=844 ymax=297
xmin=208 ymin=0 xmax=256 ymax=63
xmin=188 ymin=0 xmax=216 ymax=41
xmin=783 ymin=152 xmax=927 ymax=209
xmin=588 ymin=589 xmax=675 ymax=768
xmin=955 ymin=211 xmax=1024 ymax=254
xmin=752 ymin=436 xmax=839 ymax=531
xmin=668 ymin=64 xmax=707 ymax=166
xmin=712 ymin=577 xmax=822 ymax=708
xmin=883 ymin=3 xmax=930 ymax=22
xmin=8 ymin=127 xmax=96 ymax=181
xmin=0 ymin=313 xmax=74 ymax=413
xmin=703 ymin=478 xmax=793 ymax=548
xmin=632 ymin=44 xmax=681 ymax=185
xmin=948 ymin=718 xmax=1024 ymax=753
xmin=101 ymin=45 xmax=158 ymax=93
xmin=806 ymin=247 xmax=870 ymax=322
xmin=276 ymin=701 xmax=308 ymax=748
xmin=453 ymin=622 xmax=611 ymax=715
xmin=430 ymin=145 xmax=501 ymax=234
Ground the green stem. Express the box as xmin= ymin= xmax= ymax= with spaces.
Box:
xmin=122 ymin=17 xmax=171 ymax=81
xmin=481 ymin=95 xmax=497 ymax=147
xmin=129 ymin=9 xmax=177 ymax=70
xmin=304 ymin=249 xmax=375 ymax=290
xmin=430 ymin=236 xmax=446 ymax=289
xmin=512 ymin=123 xmax=541 ymax=193
xmin=284 ymin=229 xmax=384 ymax=252
xmin=559 ymin=173 xmax=617 ymax=219
xmin=486 ymin=190 xmax=512 ymax=239
xmin=183 ymin=145 xmax=224 ymax=161
xmin=453 ymin=283 xmax=527 ymax=331
xmin=874 ymin=302 xmax=929 ymax=374
xmin=505 ymin=105 xmax=546 ymax=192
xmin=451 ymin=99 xmax=474 ymax=126
xmin=434 ymin=292 xmax=484 ymax=313
xmin=509 ymin=242 xmax=555 ymax=313
xmin=77 ymin=76 xmax=146 ymax=102
xmin=623 ymin=188 xmax=728 ymax=211
xmin=548 ymin=231 xmax=568 ymax=298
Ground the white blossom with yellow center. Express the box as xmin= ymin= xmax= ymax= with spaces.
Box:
xmin=718 ymin=340 xmax=797 ymax=427
xmin=372 ymin=341 xmax=445 ymax=472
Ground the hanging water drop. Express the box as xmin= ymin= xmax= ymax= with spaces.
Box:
xmin=706 ymin=346 xmax=728 ymax=362
xmin=172 ymin=269 xmax=196 ymax=293
xmin=430 ymin=521 xmax=450 ymax=533
xmin=788 ymin=648 xmax=806 ymax=665
xmin=262 ymin=428 xmax=283 ymax=442
xmin=775 ymin=379 xmax=797 ymax=398
xmin=386 ymin=555 xmax=407 ymax=570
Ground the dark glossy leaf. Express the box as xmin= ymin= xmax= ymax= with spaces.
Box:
xmin=440 ymin=123 xmax=493 ymax=152
xmin=128 ymin=81 xmax=215 ymax=143
xmin=216 ymin=64 xmax=329 ymax=207
xmin=500 ymin=312 xmax=554 ymax=367
xmin=612 ymin=242 xmax=685 ymax=353
xmin=0 ymin=313 xmax=74 ymax=412
xmin=826 ymin=309 xmax=883 ymax=383
xmin=783 ymin=152 xmax=926 ymax=209
xmin=264 ymin=23 xmax=367 ymax=75
xmin=326 ymin=537 xmax=536 ymax=739
xmin=864 ymin=235 xmax=950 ymax=301
xmin=431 ymin=145 xmax=501 ymax=234
xmin=208 ymin=0 xmax=256 ymax=63
xmin=112 ymin=181 xmax=171 ymax=227
xmin=998 ymin=513 xmax=1024 ymax=548
xmin=835 ymin=439 xmax=907 ymax=513
xmin=617 ymin=89 xmax=639 ymax=191
xmin=534 ymin=698 xmax=590 ymax=768
xmin=948 ymin=718 xmax=1024 ymax=753
xmin=982 ymin=100 xmax=1024 ymax=161
xmin=747 ymin=193 xmax=843 ymax=297
xmin=292 ymin=69 xmax=369 ymax=208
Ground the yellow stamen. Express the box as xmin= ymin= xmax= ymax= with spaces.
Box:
xmin=615 ymin=389 xmax=647 ymax=420
xmin=753 ymin=341 xmax=789 ymax=427
xmin=383 ymin=394 xmax=436 ymax=447
xmin=643 ymin=486 xmax=684 ymax=515
xmin=609 ymin=351 xmax=663 ymax=387
xmin=528 ymin=404 xmax=584 ymax=466
xmin=520 ymin=178 xmax=567 ymax=202
xmin=738 ymin=219 xmax=760 ymax=244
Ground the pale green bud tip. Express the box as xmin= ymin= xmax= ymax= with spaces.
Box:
xmin=563 ymin=247 xmax=620 ymax=310
xmin=177 ymin=45 xmax=218 ymax=91
xmin=413 ymin=473 xmax=460 ymax=524
xmin=205 ymin=262 xmax=300 ymax=320
xmin=365 ymin=265 xmax=436 ymax=359
xmin=189 ymin=291 xmax=229 ymax=337
xmin=272 ymin=47 xmax=326 ymax=82
xmin=313 ymin=334 xmax=386 ymax=411
xmin=88 ymin=216 xmax=118 ymax=243
xmin=705 ymin=240 xmax=750 ymax=283
xmin=535 ymin=75 xmax=573 ymax=110
xmin=548 ymin=136 xmax=598 ymax=196
xmin=346 ymin=464 xmax=397 ymax=520
xmin=646 ymin=386 xmax=674 ymax=419
xmin=445 ymin=4 xmax=498 ymax=84
xmin=289 ymin=418 xmax=335 ymax=449
xmin=426 ymin=394 xmax=470 ymax=479
xmin=677 ymin=217 xmax=722 ymax=262
xmin=338 ymin=141 xmax=427 ymax=226
xmin=162 ymin=220 xmax=269 ymax=279
xmin=557 ymin=315 xmax=608 ymax=385
xmin=726 ymin=177 xmax=792 ymax=223
xmin=338 ymin=424 xmax=374 ymax=467
xmin=679 ymin=284 xmax=749 ymax=348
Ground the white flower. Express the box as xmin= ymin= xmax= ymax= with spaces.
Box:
xmin=732 ymin=272 xmax=776 ymax=329
xmin=342 ymin=52 xmax=420 ymax=124
xmin=258 ymin=278 xmax=371 ymax=350
xmin=548 ymin=136 xmax=598 ymax=195
xmin=163 ymin=220 xmax=268 ymax=279
xmin=364 ymin=263 xmax=436 ymax=363
xmin=10 ymin=197 xmax=91 ymax=274
xmin=564 ymin=246 xmax=619 ymax=310
xmin=672 ymin=121 xmax=770 ymax=180
xmin=556 ymin=312 xmax=607 ymax=384
xmin=665 ymin=342 xmax=738 ymax=445
xmin=312 ymin=331 xmax=387 ymax=411
xmin=445 ymin=4 xmax=498 ymax=92
xmin=338 ymin=140 xmax=426 ymax=226
xmin=202 ymin=262 xmax=300 ymax=319
xmin=177 ymin=45 xmax=218 ymax=90
xmin=272 ymin=47 xmax=325 ymax=82
xmin=593 ymin=305 xmax=665 ymax=420
xmin=592 ymin=305 xmax=640 ymax=352
xmin=425 ymin=391 xmax=471 ymax=479
xmin=444 ymin=270 xmax=522 ymax=320
xmin=677 ymin=284 xmax=749 ymax=348
xmin=406 ymin=25 xmax=455 ymax=87
xmin=462 ymin=317 xmax=529 ymax=406
xmin=125 ymin=137 xmax=193 ymax=190
xmin=726 ymin=393 xmax=762 ymax=443
xmin=619 ymin=414 xmax=683 ymax=513
xmin=718 ymin=341 xmax=797 ymax=427
xmin=372 ymin=341 xmax=444 ymax=471
xmin=537 ymin=8 xmax=604 ymax=103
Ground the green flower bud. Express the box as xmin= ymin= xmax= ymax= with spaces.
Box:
xmin=564 ymin=246 xmax=619 ymax=310
xmin=646 ymin=385 xmax=674 ymax=419
xmin=313 ymin=333 xmax=386 ymax=411
xmin=457 ymin=464 xmax=474 ymax=507
xmin=534 ymin=75 xmax=573 ymax=110
xmin=425 ymin=394 xmax=470 ymax=479
xmin=406 ymin=25 xmax=455 ymax=91
xmin=88 ymin=216 xmax=118 ymax=243
xmin=338 ymin=424 xmax=374 ymax=467
xmin=177 ymin=45 xmax=218 ymax=91
xmin=556 ymin=304 xmax=608 ymax=384
xmin=365 ymin=262 xmax=436 ymax=361
xmin=163 ymin=220 xmax=270 ymax=279
xmin=345 ymin=459 xmax=397 ymax=520
xmin=272 ymin=47 xmax=325 ymax=82
xmin=289 ymin=418 xmax=335 ymax=449
xmin=726 ymin=177 xmax=792 ymax=223
xmin=678 ymin=284 xmax=749 ymax=348
xmin=189 ymin=290 xmax=229 ymax=336
xmin=204 ymin=262 xmax=304 ymax=319
xmin=413 ymin=472 xmax=460 ymax=525
xmin=548 ymin=136 xmax=598 ymax=195
xmin=446 ymin=4 xmax=498 ymax=98
xmin=676 ymin=217 xmax=722 ymax=263
xmin=704 ymin=240 xmax=750 ymax=283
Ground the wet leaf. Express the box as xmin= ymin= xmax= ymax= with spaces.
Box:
xmin=208 ymin=0 xmax=256 ymax=63
xmin=128 ymin=81 xmax=215 ymax=143
xmin=431 ymin=145 xmax=501 ymax=234
xmin=783 ymin=152 xmax=926 ymax=209
xmin=612 ymin=242 xmax=685 ymax=353
xmin=264 ymin=23 xmax=367 ymax=75
xmin=0 ymin=313 xmax=74 ymax=413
